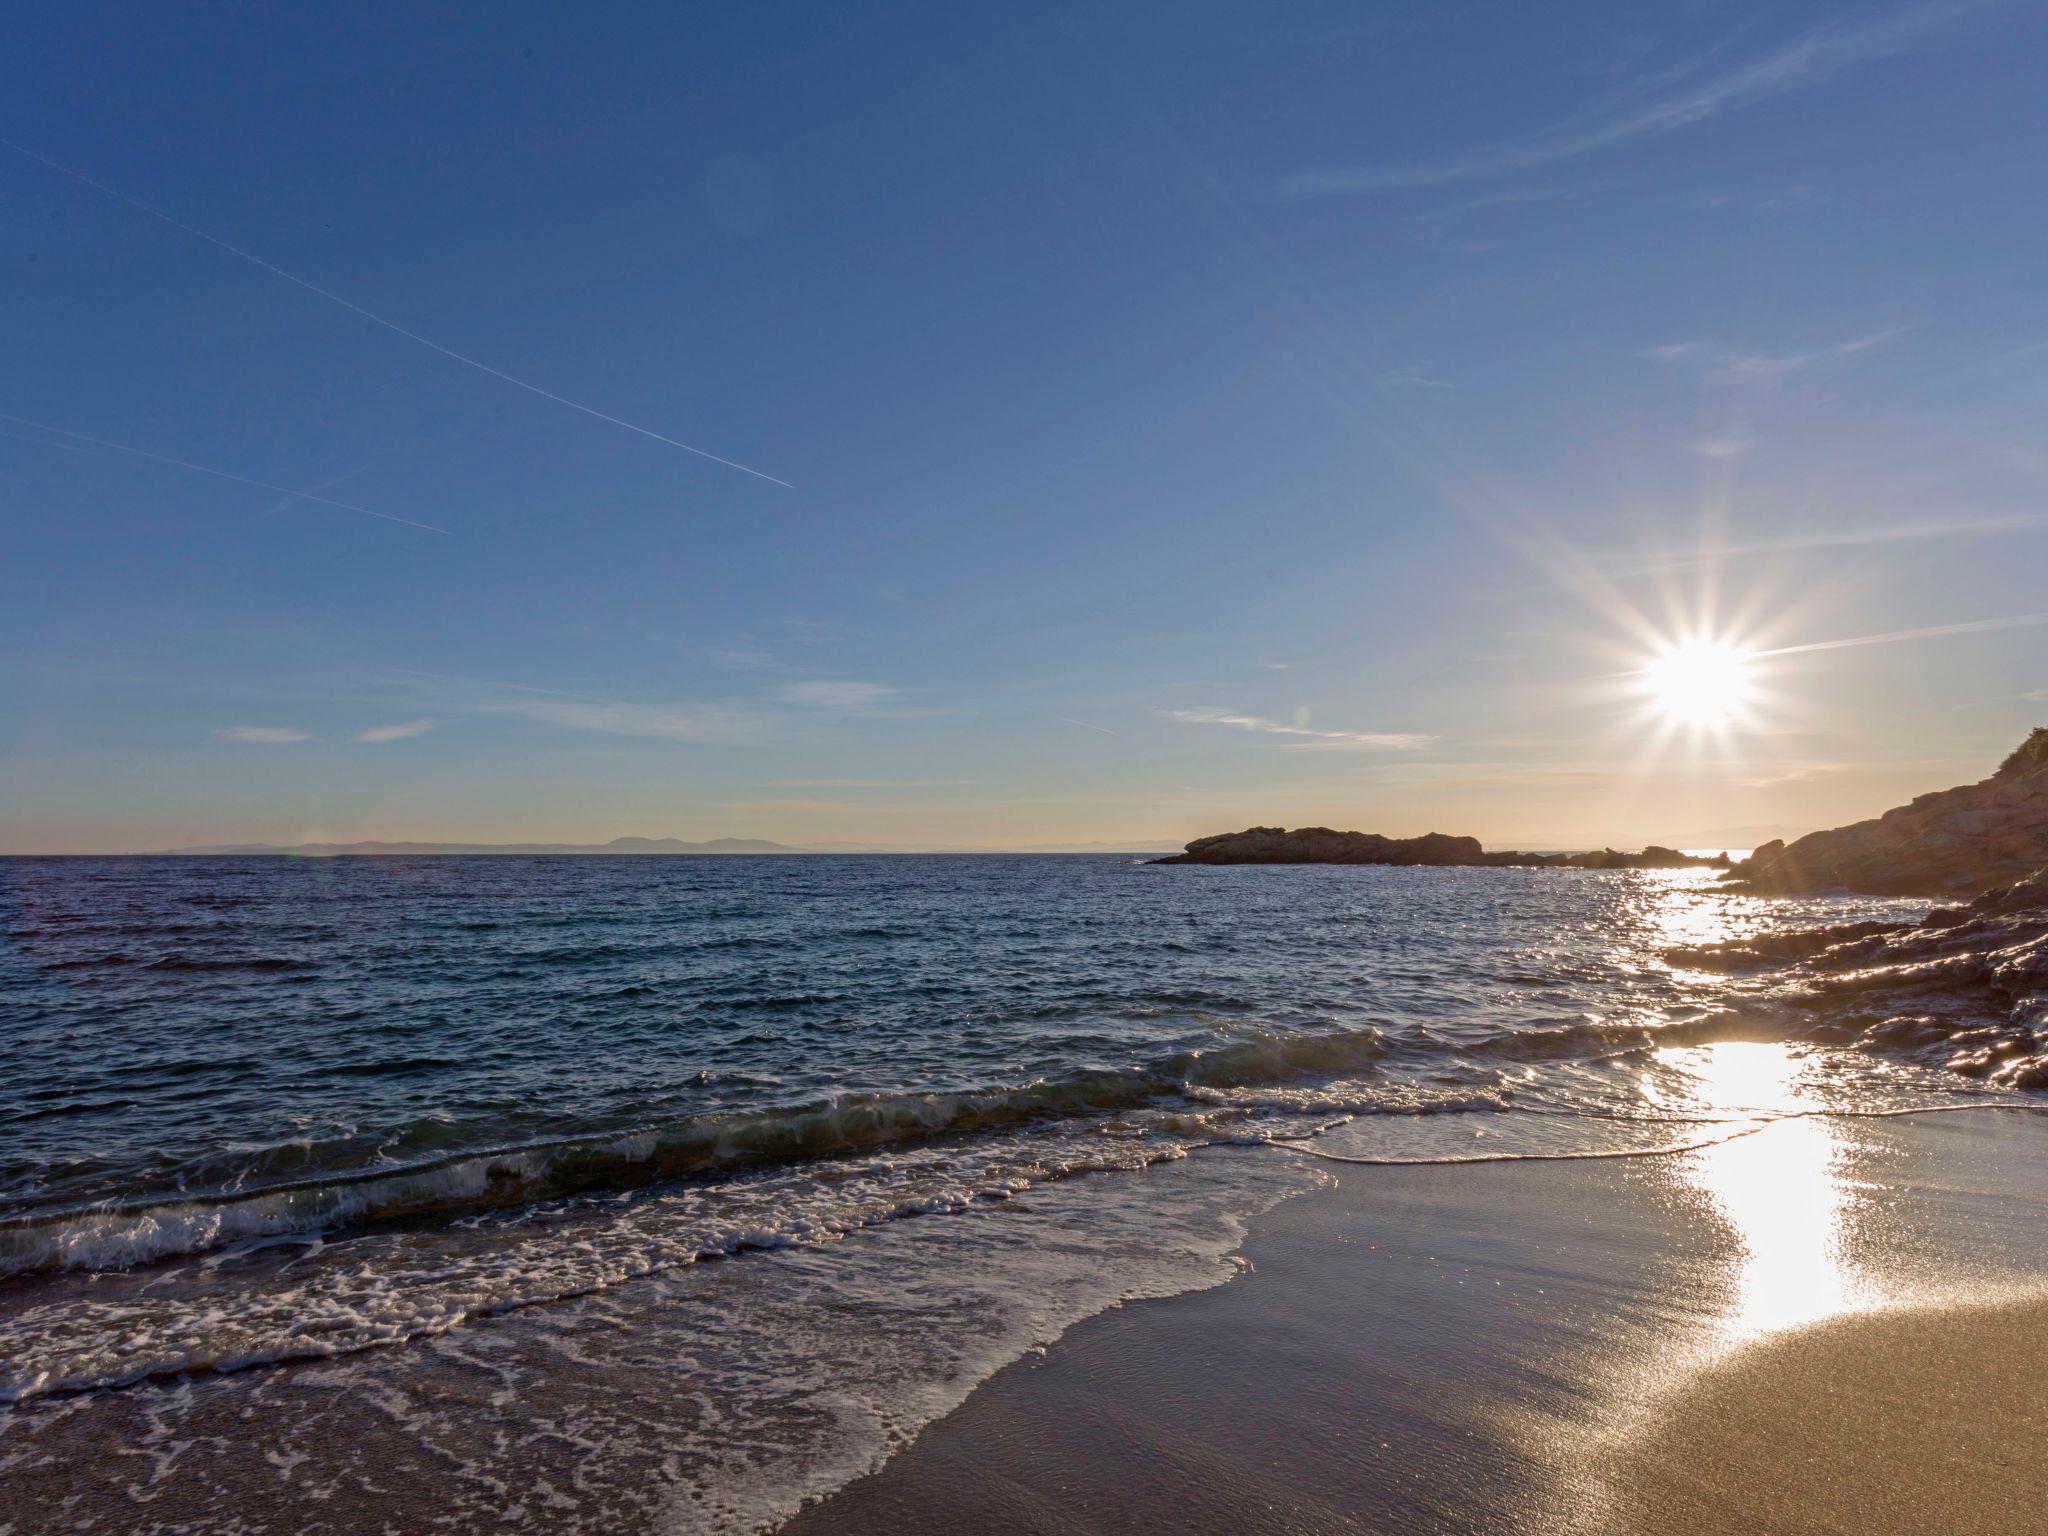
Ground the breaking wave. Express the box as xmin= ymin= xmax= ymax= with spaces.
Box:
xmin=0 ymin=1027 xmax=1390 ymax=1279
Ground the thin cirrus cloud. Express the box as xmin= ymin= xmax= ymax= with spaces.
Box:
xmin=1693 ymin=435 xmax=1752 ymax=460
xmin=1383 ymin=366 xmax=1455 ymax=390
xmin=779 ymin=681 xmax=898 ymax=710
xmin=478 ymin=697 xmax=758 ymax=745
xmin=379 ymin=668 xmax=761 ymax=746
xmin=1280 ymin=3 xmax=1978 ymax=197
xmin=1641 ymin=327 xmax=1910 ymax=381
xmin=1603 ymin=513 xmax=2047 ymax=576
xmin=356 ymin=719 xmax=435 ymax=743
xmin=1161 ymin=707 xmax=1434 ymax=751
xmin=768 ymin=778 xmax=975 ymax=790
xmin=214 ymin=725 xmax=311 ymax=745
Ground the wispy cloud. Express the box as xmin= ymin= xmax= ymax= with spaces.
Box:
xmin=1692 ymin=434 xmax=1751 ymax=460
xmin=768 ymin=778 xmax=975 ymax=790
xmin=1605 ymin=513 xmax=2046 ymax=576
xmin=382 ymin=668 xmax=761 ymax=745
xmin=382 ymin=671 xmax=761 ymax=749
xmin=1161 ymin=707 xmax=1434 ymax=751
xmin=214 ymin=725 xmax=310 ymax=744
xmin=779 ymin=681 xmax=897 ymax=710
xmin=1281 ymin=4 xmax=1976 ymax=197
xmin=1736 ymin=761 xmax=1851 ymax=788
xmin=1643 ymin=328 xmax=1911 ymax=382
xmin=356 ymin=718 xmax=434 ymax=743
xmin=1756 ymin=612 xmax=2048 ymax=658
xmin=1400 ymin=182 xmax=1606 ymax=224
xmin=1384 ymin=366 xmax=1455 ymax=390
xmin=480 ymin=698 xmax=757 ymax=744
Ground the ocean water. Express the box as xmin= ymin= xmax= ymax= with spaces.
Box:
xmin=0 ymin=854 xmax=2033 ymax=1531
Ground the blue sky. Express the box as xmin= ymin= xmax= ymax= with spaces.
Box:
xmin=4 ymin=1 xmax=2045 ymax=852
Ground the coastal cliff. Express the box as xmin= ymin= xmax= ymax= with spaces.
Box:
xmin=1151 ymin=827 xmax=1729 ymax=870
xmin=1724 ymin=728 xmax=2048 ymax=897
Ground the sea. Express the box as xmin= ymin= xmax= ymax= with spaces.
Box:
xmin=0 ymin=854 xmax=2032 ymax=1531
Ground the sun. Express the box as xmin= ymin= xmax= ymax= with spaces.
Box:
xmin=1643 ymin=639 xmax=1754 ymax=727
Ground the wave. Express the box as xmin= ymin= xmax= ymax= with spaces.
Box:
xmin=12 ymin=970 xmax=2042 ymax=1284
xmin=8 ymin=1097 xmax=2043 ymax=1407
xmin=0 ymin=1026 xmax=1388 ymax=1279
xmin=0 ymin=1119 xmax=1277 ymax=1405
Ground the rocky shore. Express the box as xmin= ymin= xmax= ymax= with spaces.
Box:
xmin=1151 ymin=826 xmax=1730 ymax=870
xmin=1671 ymin=866 xmax=2048 ymax=1090
xmin=1723 ymin=728 xmax=2048 ymax=896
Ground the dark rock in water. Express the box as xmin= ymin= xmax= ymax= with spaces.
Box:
xmin=1723 ymin=727 xmax=2048 ymax=897
xmin=1668 ymin=866 xmax=2048 ymax=1090
xmin=1150 ymin=828 xmax=1730 ymax=870
xmin=1485 ymin=844 xmax=1732 ymax=871
xmin=1153 ymin=827 xmax=1485 ymax=865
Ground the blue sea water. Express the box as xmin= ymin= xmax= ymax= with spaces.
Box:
xmin=0 ymin=854 xmax=2031 ymax=1529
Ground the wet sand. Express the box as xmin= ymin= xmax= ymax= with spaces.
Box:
xmin=789 ymin=1110 xmax=2048 ymax=1536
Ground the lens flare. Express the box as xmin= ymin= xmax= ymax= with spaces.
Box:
xmin=1643 ymin=640 xmax=1754 ymax=727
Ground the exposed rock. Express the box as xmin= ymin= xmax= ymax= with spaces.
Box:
xmin=1485 ymin=844 xmax=1732 ymax=871
xmin=1151 ymin=828 xmax=1729 ymax=870
xmin=1153 ymin=827 xmax=1485 ymax=865
xmin=1668 ymin=866 xmax=2048 ymax=1090
xmin=1723 ymin=728 xmax=2048 ymax=897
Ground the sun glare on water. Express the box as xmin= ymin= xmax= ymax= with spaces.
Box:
xmin=1643 ymin=639 xmax=1754 ymax=728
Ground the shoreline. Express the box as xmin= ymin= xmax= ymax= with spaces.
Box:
xmin=3 ymin=1105 xmax=2045 ymax=1531
xmin=787 ymin=1108 xmax=2048 ymax=1535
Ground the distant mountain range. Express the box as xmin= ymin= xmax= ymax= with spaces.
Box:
xmin=143 ymin=836 xmax=1182 ymax=856
xmin=148 ymin=837 xmax=799 ymax=856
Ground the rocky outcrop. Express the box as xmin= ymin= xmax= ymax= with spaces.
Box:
xmin=1724 ymin=728 xmax=2048 ymax=897
xmin=1484 ymin=845 xmax=1732 ymax=871
xmin=1151 ymin=828 xmax=1729 ymax=870
xmin=1154 ymin=827 xmax=1485 ymax=865
xmin=1669 ymin=866 xmax=2048 ymax=1090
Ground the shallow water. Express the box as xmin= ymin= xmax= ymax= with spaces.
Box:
xmin=0 ymin=854 xmax=2033 ymax=1529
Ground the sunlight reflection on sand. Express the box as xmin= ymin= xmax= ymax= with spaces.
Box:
xmin=1663 ymin=1042 xmax=1874 ymax=1340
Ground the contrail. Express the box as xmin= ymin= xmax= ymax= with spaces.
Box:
xmin=5 ymin=138 xmax=793 ymax=489
xmin=254 ymin=462 xmax=370 ymax=519
xmin=0 ymin=410 xmax=450 ymax=533
xmin=1052 ymin=714 xmax=1118 ymax=734
xmin=1755 ymin=613 xmax=2048 ymax=657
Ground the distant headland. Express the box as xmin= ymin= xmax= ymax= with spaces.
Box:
xmin=1151 ymin=828 xmax=1730 ymax=870
xmin=1723 ymin=726 xmax=2048 ymax=896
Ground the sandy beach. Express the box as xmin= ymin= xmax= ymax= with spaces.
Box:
xmin=1595 ymin=1295 xmax=2048 ymax=1535
xmin=789 ymin=1108 xmax=2048 ymax=1535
